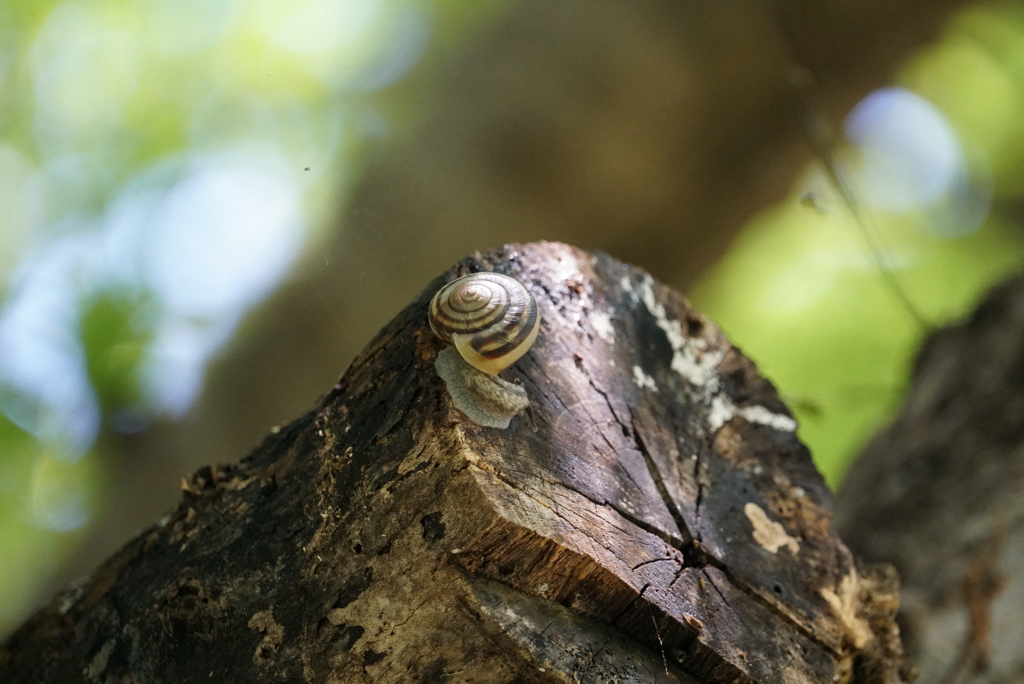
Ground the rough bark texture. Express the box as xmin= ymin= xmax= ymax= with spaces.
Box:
xmin=3 ymin=243 xmax=906 ymax=682
xmin=61 ymin=0 xmax=975 ymax=605
xmin=837 ymin=275 xmax=1024 ymax=684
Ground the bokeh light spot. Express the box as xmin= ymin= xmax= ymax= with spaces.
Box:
xmin=143 ymin=160 xmax=303 ymax=318
xmin=32 ymin=1 xmax=141 ymax=132
xmin=845 ymin=87 xmax=962 ymax=212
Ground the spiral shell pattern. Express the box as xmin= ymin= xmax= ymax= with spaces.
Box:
xmin=429 ymin=273 xmax=540 ymax=375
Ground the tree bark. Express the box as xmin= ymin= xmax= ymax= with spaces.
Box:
xmin=837 ymin=275 xmax=1024 ymax=684
xmin=2 ymin=243 xmax=905 ymax=683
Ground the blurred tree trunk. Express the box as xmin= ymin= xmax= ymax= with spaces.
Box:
xmin=836 ymin=274 xmax=1024 ymax=684
xmin=57 ymin=0 xmax=973 ymax=629
xmin=1 ymin=244 xmax=908 ymax=683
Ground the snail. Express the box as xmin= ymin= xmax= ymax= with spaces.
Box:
xmin=428 ymin=273 xmax=540 ymax=429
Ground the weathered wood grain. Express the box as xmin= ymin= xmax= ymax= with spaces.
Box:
xmin=1 ymin=242 xmax=906 ymax=682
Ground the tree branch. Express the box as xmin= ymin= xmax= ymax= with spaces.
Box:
xmin=4 ymin=243 xmax=906 ymax=682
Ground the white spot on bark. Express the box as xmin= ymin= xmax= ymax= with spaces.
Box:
xmin=708 ymin=395 xmax=797 ymax=432
xmin=708 ymin=396 xmax=734 ymax=431
xmin=632 ymin=366 xmax=658 ymax=392
xmin=744 ymin=502 xmax=800 ymax=555
xmin=737 ymin=404 xmax=797 ymax=432
xmin=672 ymin=348 xmax=725 ymax=388
xmin=590 ymin=311 xmax=615 ymax=343
xmin=85 ymin=639 xmax=115 ymax=680
xmin=638 ymin=275 xmax=723 ymax=388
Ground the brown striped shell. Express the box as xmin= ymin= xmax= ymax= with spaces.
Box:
xmin=428 ymin=273 xmax=540 ymax=375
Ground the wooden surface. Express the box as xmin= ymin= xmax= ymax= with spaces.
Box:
xmin=837 ymin=275 xmax=1024 ymax=684
xmin=2 ymin=242 xmax=906 ymax=682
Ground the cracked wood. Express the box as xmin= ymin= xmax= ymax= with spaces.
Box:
xmin=0 ymin=242 xmax=906 ymax=683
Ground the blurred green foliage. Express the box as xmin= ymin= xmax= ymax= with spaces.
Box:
xmin=0 ymin=0 xmax=453 ymax=635
xmin=79 ymin=291 xmax=153 ymax=420
xmin=693 ymin=4 xmax=1024 ymax=486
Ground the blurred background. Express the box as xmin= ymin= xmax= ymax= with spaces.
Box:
xmin=2 ymin=0 xmax=1023 ymax=638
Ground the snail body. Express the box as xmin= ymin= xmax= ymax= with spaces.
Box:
xmin=428 ymin=273 xmax=540 ymax=429
xmin=433 ymin=347 xmax=529 ymax=428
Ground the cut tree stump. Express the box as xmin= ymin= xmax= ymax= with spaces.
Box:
xmin=0 ymin=242 xmax=907 ymax=683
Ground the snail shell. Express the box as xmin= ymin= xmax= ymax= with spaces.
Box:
xmin=429 ymin=273 xmax=540 ymax=375
xmin=428 ymin=273 xmax=540 ymax=428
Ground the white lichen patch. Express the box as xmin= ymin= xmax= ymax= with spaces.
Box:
xmin=629 ymin=271 xmax=798 ymax=443
xmin=738 ymin=405 xmax=797 ymax=432
xmin=744 ymin=502 xmax=800 ymax=555
xmin=85 ymin=638 xmax=116 ymax=680
xmin=708 ymin=396 xmax=735 ymax=432
xmin=820 ymin=570 xmax=873 ymax=649
xmin=708 ymin=395 xmax=798 ymax=432
xmin=638 ymin=275 xmax=723 ymax=388
xmin=632 ymin=365 xmax=658 ymax=392
xmin=673 ymin=347 xmax=726 ymax=388
xmin=590 ymin=311 xmax=615 ymax=343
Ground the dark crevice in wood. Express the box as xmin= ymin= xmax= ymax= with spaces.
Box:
xmin=610 ymin=583 xmax=653 ymax=625
xmin=631 ymin=419 xmax=694 ymax=549
xmin=580 ymin=363 xmax=631 ymax=433
xmin=632 ymin=557 xmax=681 ymax=572
xmin=692 ymin=443 xmax=707 ymax=538
xmin=612 ymin=506 xmax=686 ymax=550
